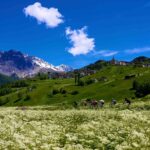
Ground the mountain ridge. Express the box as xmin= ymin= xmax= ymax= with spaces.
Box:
xmin=82 ymin=56 xmax=150 ymax=71
xmin=0 ymin=50 xmax=73 ymax=78
xmin=0 ymin=49 xmax=150 ymax=78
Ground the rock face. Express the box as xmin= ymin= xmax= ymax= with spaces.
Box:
xmin=0 ymin=50 xmax=73 ymax=78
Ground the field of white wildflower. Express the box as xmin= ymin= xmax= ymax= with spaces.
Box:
xmin=0 ymin=106 xmax=150 ymax=150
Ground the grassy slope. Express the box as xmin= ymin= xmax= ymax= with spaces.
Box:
xmin=1 ymin=65 xmax=150 ymax=106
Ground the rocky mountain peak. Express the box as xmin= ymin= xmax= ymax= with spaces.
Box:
xmin=0 ymin=50 xmax=73 ymax=78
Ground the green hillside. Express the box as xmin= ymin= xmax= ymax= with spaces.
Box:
xmin=0 ymin=65 xmax=150 ymax=107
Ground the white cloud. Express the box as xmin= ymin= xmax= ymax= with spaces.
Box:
xmin=66 ymin=26 xmax=95 ymax=56
xmin=24 ymin=2 xmax=64 ymax=28
xmin=94 ymin=50 xmax=118 ymax=57
xmin=125 ymin=47 xmax=150 ymax=54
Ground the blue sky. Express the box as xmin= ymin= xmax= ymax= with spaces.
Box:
xmin=0 ymin=0 xmax=150 ymax=68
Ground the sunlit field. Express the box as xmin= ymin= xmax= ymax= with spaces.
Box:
xmin=0 ymin=102 xmax=150 ymax=150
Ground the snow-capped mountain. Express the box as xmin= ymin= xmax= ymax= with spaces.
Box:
xmin=56 ymin=64 xmax=74 ymax=72
xmin=32 ymin=57 xmax=73 ymax=72
xmin=32 ymin=57 xmax=59 ymax=71
xmin=0 ymin=50 xmax=73 ymax=78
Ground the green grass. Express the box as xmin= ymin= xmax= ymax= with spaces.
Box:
xmin=0 ymin=65 xmax=150 ymax=106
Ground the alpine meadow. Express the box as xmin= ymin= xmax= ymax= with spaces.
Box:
xmin=0 ymin=0 xmax=150 ymax=149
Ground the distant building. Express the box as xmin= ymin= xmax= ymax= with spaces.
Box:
xmin=79 ymin=69 xmax=97 ymax=77
xmin=110 ymin=56 xmax=118 ymax=65
xmin=48 ymin=72 xmax=69 ymax=79
xmin=119 ymin=61 xmax=128 ymax=66
xmin=142 ymin=64 xmax=150 ymax=68
xmin=110 ymin=57 xmax=129 ymax=66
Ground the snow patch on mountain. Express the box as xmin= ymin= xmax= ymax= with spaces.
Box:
xmin=31 ymin=57 xmax=73 ymax=72
xmin=56 ymin=64 xmax=73 ymax=72
xmin=32 ymin=57 xmax=59 ymax=71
